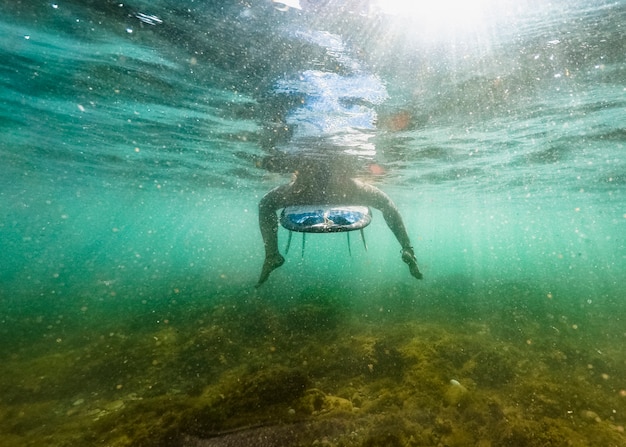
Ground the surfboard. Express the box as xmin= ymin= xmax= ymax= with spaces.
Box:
xmin=280 ymin=205 xmax=372 ymax=233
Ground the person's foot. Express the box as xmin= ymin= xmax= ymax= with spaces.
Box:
xmin=256 ymin=253 xmax=285 ymax=287
xmin=402 ymin=248 xmax=423 ymax=280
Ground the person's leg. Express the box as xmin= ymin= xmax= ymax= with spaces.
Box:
xmin=352 ymin=180 xmax=423 ymax=279
xmin=256 ymin=184 xmax=291 ymax=287
xmin=401 ymin=246 xmax=423 ymax=279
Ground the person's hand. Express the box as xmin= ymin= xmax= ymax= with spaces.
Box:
xmin=256 ymin=253 xmax=285 ymax=287
xmin=402 ymin=247 xmax=423 ymax=280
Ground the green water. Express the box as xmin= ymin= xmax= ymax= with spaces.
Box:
xmin=1 ymin=0 xmax=625 ymax=445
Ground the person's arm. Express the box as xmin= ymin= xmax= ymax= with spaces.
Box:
xmin=352 ymin=179 xmax=423 ymax=279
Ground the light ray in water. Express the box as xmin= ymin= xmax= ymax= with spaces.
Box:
xmin=373 ymin=0 xmax=498 ymax=34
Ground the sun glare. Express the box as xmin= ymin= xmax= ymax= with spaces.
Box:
xmin=374 ymin=0 xmax=494 ymax=36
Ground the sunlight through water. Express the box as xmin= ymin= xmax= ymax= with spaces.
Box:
xmin=374 ymin=0 xmax=498 ymax=35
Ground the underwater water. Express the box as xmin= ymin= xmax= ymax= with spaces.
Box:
xmin=1 ymin=0 xmax=625 ymax=445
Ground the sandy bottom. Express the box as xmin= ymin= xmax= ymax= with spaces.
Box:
xmin=1 ymin=280 xmax=625 ymax=446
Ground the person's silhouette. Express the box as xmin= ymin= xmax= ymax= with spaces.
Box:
xmin=256 ymin=160 xmax=422 ymax=286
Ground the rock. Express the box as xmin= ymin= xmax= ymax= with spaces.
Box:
xmin=444 ymin=379 xmax=468 ymax=406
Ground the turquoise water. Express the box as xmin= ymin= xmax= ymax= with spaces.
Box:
xmin=1 ymin=1 xmax=625 ymax=446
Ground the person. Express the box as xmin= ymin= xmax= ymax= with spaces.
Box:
xmin=256 ymin=159 xmax=422 ymax=287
